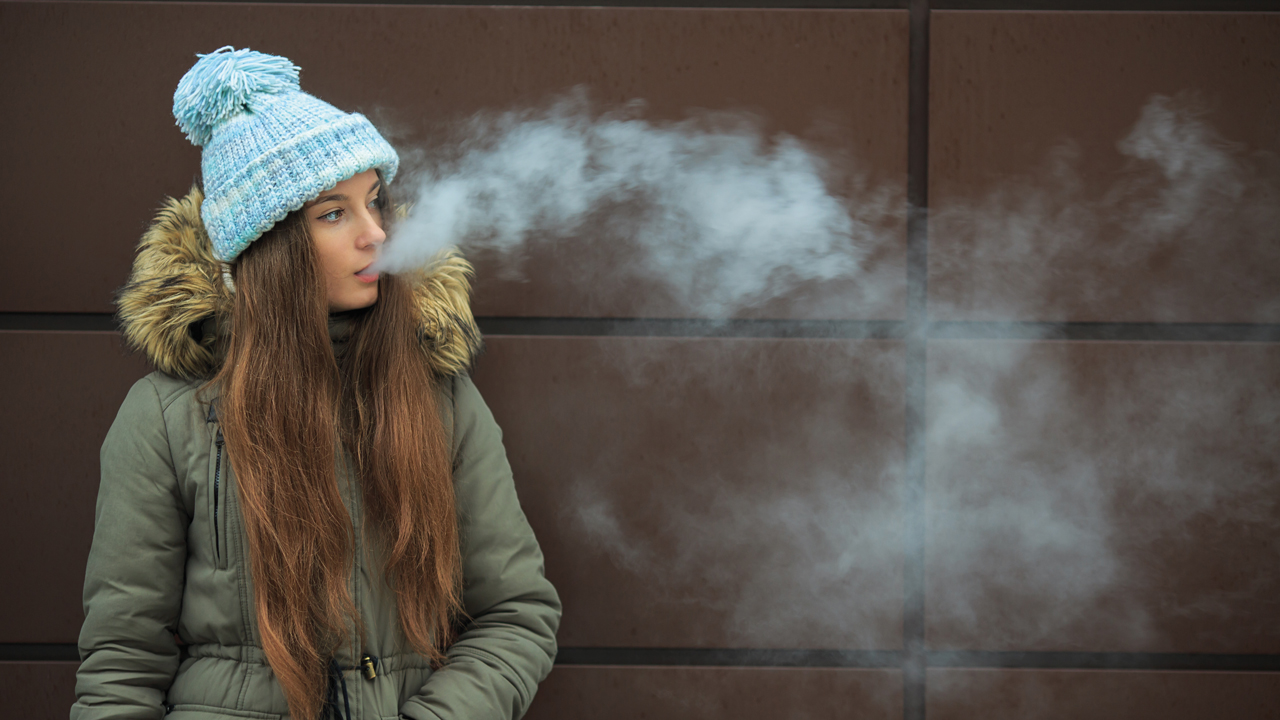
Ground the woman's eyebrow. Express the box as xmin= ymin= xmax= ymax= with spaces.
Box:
xmin=307 ymin=192 xmax=347 ymax=207
xmin=307 ymin=182 xmax=381 ymax=208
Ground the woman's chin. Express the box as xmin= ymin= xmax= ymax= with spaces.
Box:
xmin=328 ymin=283 xmax=379 ymax=312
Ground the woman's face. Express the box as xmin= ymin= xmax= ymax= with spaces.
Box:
xmin=304 ymin=169 xmax=386 ymax=312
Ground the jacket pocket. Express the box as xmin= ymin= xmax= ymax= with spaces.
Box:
xmin=166 ymin=704 xmax=280 ymax=720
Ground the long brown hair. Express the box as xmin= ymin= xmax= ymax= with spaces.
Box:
xmin=211 ymin=199 xmax=462 ymax=720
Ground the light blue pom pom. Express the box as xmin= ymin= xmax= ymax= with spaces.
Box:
xmin=173 ymin=46 xmax=301 ymax=147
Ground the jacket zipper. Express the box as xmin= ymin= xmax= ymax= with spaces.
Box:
xmin=213 ymin=428 xmax=224 ymax=562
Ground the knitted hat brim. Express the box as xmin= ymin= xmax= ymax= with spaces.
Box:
xmin=202 ymin=112 xmax=400 ymax=262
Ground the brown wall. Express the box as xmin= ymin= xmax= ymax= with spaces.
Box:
xmin=1 ymin=1 xmax=1277 ymax=718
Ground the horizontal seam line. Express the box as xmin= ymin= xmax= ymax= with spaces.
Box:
xmin=551 ymin=648 xmax=1280 ymax=670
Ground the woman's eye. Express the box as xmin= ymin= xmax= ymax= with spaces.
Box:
xmin=319 ymin=209 xmax=342 ymax=222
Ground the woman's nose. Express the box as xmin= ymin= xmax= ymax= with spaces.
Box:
xmin=357 ymin=208 xmax=387 ymax=248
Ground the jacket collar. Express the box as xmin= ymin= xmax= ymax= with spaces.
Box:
xmin=116 ymin=186 xmax=481 ymax=380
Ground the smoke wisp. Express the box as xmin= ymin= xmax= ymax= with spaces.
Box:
xmin=931 ymin=94 xmax=1280 ymax=322
xmin=379 ymin=89 xmax=900 ymax=317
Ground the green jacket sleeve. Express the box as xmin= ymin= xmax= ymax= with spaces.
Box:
xmin=401 ymin=375 xmax=562 ymax=720
xmin=73 ymin=378 xmax=188 ymax=720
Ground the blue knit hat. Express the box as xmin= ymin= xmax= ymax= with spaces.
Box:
xmin=173 ymin=46 xmax=400 ymax=262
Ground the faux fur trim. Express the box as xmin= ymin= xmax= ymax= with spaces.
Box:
xmin=117 ymin=188 xmax=230 ymax=380
xmin=117 ymin=186 xmax=481 ymax=381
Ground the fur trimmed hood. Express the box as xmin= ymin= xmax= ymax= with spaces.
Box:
xmin=117 ymin=187 xmax=482 ymax=381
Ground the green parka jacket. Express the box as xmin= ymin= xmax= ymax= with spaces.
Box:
xmin=72 ymin=190 xmax=561 ymax=720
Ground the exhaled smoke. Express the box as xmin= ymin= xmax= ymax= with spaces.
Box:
xmin=448 ymin=92 xmax=1275 ymax=653
xmin=377 ymin=89 xmax=899 ymax=317
xmin=931 ymin=93 xmax=1280 ymax=322
xmin=918 ymin=98 xmax=1278 ymax=651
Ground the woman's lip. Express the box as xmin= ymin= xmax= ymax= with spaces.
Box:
xmin=355 ymin=268 xmax=379 ymax=283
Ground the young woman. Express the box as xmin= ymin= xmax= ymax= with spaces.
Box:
xmin=72 ymin=47 xmax=560 ymax=720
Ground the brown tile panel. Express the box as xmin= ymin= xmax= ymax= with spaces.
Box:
xmin=929 ymin=12 xmax=1280 ymax=323
xmin=0 ymin=662 xmax=79 ymax=720
xmin=925 ymin=340 xmax=1280 ymax=653
xmin=472 ymin=336 xmax=905 ymax=649
xmin=527 ymin=666 xmax=902 ymax=720
xmin=0 ymin=332 xmax=151 ymax=643
xmin=1 ymin=3 xmax=907 ymax=319
xmin=928 ymin=668 xmax=1280 ymax=720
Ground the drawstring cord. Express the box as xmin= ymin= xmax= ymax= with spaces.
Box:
xmin=325 ymin=659 xmax=351 ymax=720
xmin=324 ymin=655 xmax=379 ymax=720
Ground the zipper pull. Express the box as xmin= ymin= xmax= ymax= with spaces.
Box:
xmin=360 ymin=654 xmax=378 ymax=680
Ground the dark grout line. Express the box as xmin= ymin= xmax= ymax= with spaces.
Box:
xmin=0 ymin=644 xmax=80 ymax=662
xmin=931 ymin=1 xmax=1280 ymax=10
xmin=556 ymin=647 xmax=905 ymax=667
xmin=553 ymin=648 xmax=1280 ymax=672
xmin=477 ymin=317 xmax=906 ymax=339
xmin=903 ymin=1 xmax=931 ymax=719
xmin=0 ymin=313 xmax=118 ymax=332
xmin=120 ymin=0 xmax=911 ymax=7
xmin=108 ymin=0 xmax=1280 ymax=8
xmin=926 ymin=651 xmax=1280 ymax=672
xmin=929 ymin=321 xmax=1280 ymax=343
xmin=477 ymin=318 xmax=1280 ymax=342
xmin=451 ymin=318 xmax=1280 ymax=342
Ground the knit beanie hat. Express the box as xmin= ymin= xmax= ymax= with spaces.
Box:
xmin=173 ymin=46 xmax=400 ymax=262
